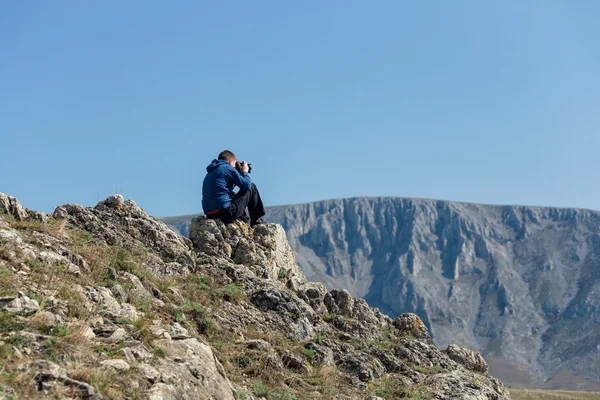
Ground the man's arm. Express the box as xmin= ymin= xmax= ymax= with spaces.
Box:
xmin=227 ymin=165 xmax=252 ymax=192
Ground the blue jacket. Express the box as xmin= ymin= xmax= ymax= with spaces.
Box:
xmin=202 ymin=159 xmax=252 ymax=213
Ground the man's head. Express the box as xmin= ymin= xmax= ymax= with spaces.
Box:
xmin=218 ymin=150 xmax=236 ymax=167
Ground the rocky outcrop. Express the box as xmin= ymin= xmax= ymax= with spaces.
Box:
xmin=53 ymin=194 xmax=196 ymax=276
xmin=0 ymin=193 xmax=29 ymax=221
xmin=0 ymin=192 xmax=511 ymax=399
xmin=189 ymin=217 xmax=304 ymax=287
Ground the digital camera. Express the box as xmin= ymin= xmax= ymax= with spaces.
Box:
xmin=235 ymin=161 xmax=252 ymax=174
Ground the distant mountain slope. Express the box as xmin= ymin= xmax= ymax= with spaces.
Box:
xmin=162 ymin=197 xmax=600 ymax=390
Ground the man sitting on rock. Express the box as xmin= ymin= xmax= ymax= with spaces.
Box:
xmin=202 ymin=150 xmax=266 ymax=227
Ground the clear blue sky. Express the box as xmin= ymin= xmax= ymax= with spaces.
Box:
xmin=1 ymin=1 xmax=599 ymax=217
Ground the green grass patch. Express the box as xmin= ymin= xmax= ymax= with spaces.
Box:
xmin=271 ymin=389 xmax=297 ymax=400
xmin=5 ymin=335 xmax=27 ymax=347
xmin=0 ymin=312 xmax=26 ymax=333
xmin=39 ymin=323 xmax=69 ymax=337
xmin=237 ymin=356 xmax=251 ymax=369
xmin=94 ymin=343 xmax=124 ymax=358
xmin=406 ymin=384 xmax=432 ymax=400
xmin=303 ymin=348 xmax=315 ymax=360
xmin=252 ymin=381 xmax=270 ymax=397
xmin=322 ymin=313 xmax=335 ymax=323
xmin=221 ymin=283 xmax=244 ymax=304
xmin=110 ymin=249 xmax=138 ymax=274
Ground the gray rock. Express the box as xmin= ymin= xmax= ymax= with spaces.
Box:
xmin=425 ymin=370 xmax=510 ymax=399
xmin=19 ymin=360 xmax=98 ymax=399
xmin=169 ymin=322 xmax=191 ymax=339
xmin=30 ymin=311 xmax=58 ymax=328
xmin=445 ymin=344 xmax=488 ymax=374
xmin=152 ymin=338 xmax=236 ymax=399
xmin=104 ymin=194 xmax=125 ymax=207
xmin=53 ymin=196 xmax=195 ymax=274
xmin=304 ymin=342 xmax=334 ymax=367
xmin=107 ymin=328 xmax=127 ymax=343
xmin=0 ymin=292 xmax=39 ymax=315
xmin=82 ymin=326 xmax=96 ymax=339
xmin=139 ymin=362 xmax=161 ymax=383
xmin=0 ymin=192 xmax=28 ymax=221
xmin=336 ymin=352 xmax=385 ymax=383
xmin=100 ymin=359 xmax=131 ymax=371
xmin=189 ymin=218 xmax=305 ymax=284
xmin=121 ymin=347 xmax=136 ymax=364
xmin=0 ymin=229 xmax=22 ymax=244
xmin=281 ymin=351 xmax=310 ymax=374
xmin=26 ymin=209 xmax=48 ymax=223
xmin=245 ymin=339 xmax=271 ymax=351
xmin=394 ymin=313 xmax=433 ymax=344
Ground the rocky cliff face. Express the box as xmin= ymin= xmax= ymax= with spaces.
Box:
xmin=0 ymin=192 xmax=510 ymax=399
xmin=163 ymin=197 xmax=600 ymax=391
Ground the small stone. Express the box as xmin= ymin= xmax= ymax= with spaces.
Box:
xmin=139 ymin=363 xmax=161 ymax=383
xmin=26 ymin=210 xmax=48 ymax=223
xmin=169 ymin=322 xmax=191 ymax=339
xmin=0 ymin=292 xmax=39 ymax=315
xmin=108 ymin=328 xmax=127 ymax=343
xmin=128 ymin=344 xmax=153 ymax=361
xmin=121 ymin=347 xmax=136 ymax=364
xmin=82 ymin=327 xmax=96 ymax=339
xmin=67 ymin=263 xmax=81 ymax=276
xmin=445 ymin=344 xmax=488 ymax=373
xmin=13 ymin=347 xmax=23 ymax=359
xmin=30 ymin=311 xmax=58 ymax=328
xmin=24 ymin=360 xmax=68 ymax=380
xmin=100 ymin=359 xmax=130 ymax=371
xmin=150 ymin=325 xmax=172 ymax=339
xmin=281 ymin=351 xmax=310 ymax=374
xmin=393 ymin=313 xmax=433 ymax=343
xmin=245 ymin=339 xmax=271 ymax=351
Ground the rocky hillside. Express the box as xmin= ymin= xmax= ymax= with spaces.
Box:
xmin=0 ymin=192 xmax=509 ymax=399
xmin=163 ymin=197 xmax=600 ymax=391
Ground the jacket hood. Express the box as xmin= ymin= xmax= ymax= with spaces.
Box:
xmin=206 ymin=159 xmax=230 ymax=173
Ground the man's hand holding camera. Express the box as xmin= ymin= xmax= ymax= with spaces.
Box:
xmin=235 ymin=160 xmax=252 ymax=174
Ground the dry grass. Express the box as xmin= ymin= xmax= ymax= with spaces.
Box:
xmin=8 ymin=218 xmax=68 ymax=240
xmin=510 ymin=389 xmax=600 ymax=400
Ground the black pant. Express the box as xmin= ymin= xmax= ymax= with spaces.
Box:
xmin=208 ymin=183 xmax=265 ymax=225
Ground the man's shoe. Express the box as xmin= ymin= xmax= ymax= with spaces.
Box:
xmin=251 ymin=218 xmax=265 ymax=227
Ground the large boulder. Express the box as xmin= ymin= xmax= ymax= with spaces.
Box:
xmin=445 ymin=344 xmax=489 ymax=374
xmin=393 ymin=313 xmax=433 ymax=344
xmin=152 ymin=338 xmax=236 ymax=400
xmin=0 ymin=192 xmax=28 ymax=221
xmin=189 ymin=218 xmax=305 ymax=285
